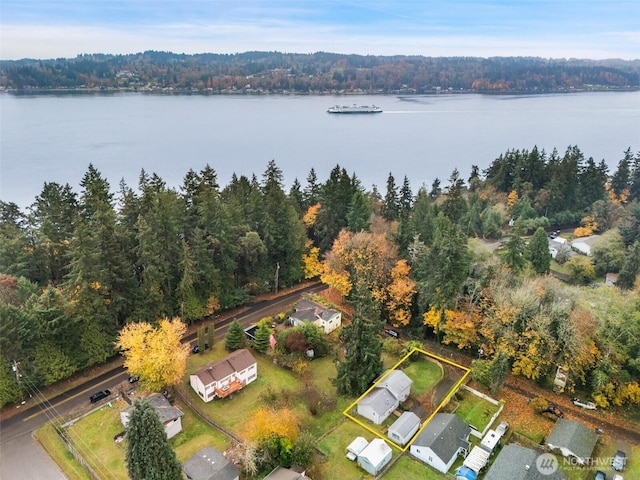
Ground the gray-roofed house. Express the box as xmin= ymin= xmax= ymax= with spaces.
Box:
xmin=484 ymin=444 xmax=567 ymax=480
xmin=377 ymin=370 xmax=412 ymax=402
xmin=388 ymin=411 xmax=421 ymax=446
xmin=409 ymin=413 xmax=471 ymax=473
xmin=120 ymin=393 xmax=184 ymax=439
xmin=190 ymin=349 xmax=257 ymax=402
xmin=545 ymin=418 xmax=598 ymax=465
xmin=357 ymin=438 xmax=393 ymax=476
xmin=357 ymin=369 xmax=413 ymax=425
xmin=262 ymin=466 xmax=311 ymax=480
xmin=183 ymin=446 xmax=240 ymax=480
xmin=357 ymin=387 xmax=398 ymax=425
xmin=289 ymin=299 xmax=342 ymax=334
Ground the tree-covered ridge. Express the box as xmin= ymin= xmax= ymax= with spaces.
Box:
xmin=1 ymin=51 xmax=639 ymax=93
xmin=1 ymin=145 xmax=639 ymax=409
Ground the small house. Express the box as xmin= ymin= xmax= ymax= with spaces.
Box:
xmin=289 ymin=299 xmax=341 ymax=334
xmin=346 ymin=436 xmax=369 ymax=461
xmin=376 ymin=370 xmax=412 ymax=403
xmin=409 ymin=413 xmax=471 ymax=473
xmin=388 ymin=411 xmax=420 ymax=446
xmin=357 ymin=438 xmax=392 ymax=476
xmin=357 ymin=388 xmax=398 ymax=425
xmin=120 ymin=393 xmax=184 ymax=439
xmin=190 ymin=349 xmax=257 ymax=402
xmin=545 ymin=418 xmax=598 ymax=465
xmin=485 ymin=444 xmax=567 ymax=480
xmin=183 ymin=446 xmax=240 ymax=480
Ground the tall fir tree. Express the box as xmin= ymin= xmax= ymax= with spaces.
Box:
xmin=527 ymin=227 xmax=551 ymax=274
xmin=381 ymin=172 xmax=399 ymax=221
xmin=333 ymin=283 xmax=384 ymax=396
xmin=225 ymin=319 xmax=245 ymax=351
xmin=125 ymin=399 xmax=182 ymax=480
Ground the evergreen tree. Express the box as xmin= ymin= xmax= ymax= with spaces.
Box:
xmin=398 ymin=175 xmax=413 ymax=219
xmin=616 ymin=241 xmax=640 ymax=289
xmin=288 ymin=178 xmax=304 ymax=214
xmin=125 ymin=398 xmax=182 ymax=480
xmin=381 ymin=172 xmax=399 ymax=221
xmin=207 ymin=323 xmax=215 ymax=349
xmin=527 ymin=227 xmax=551 ymax=274
xmin=610 ymin=148 xmax=633 ymax=201
xmin=629 ymin=151 xmax=640 ymax=202
xmin=619 ymin=201 xmax=640 ymax=247
xmin=333 ymin=283 xmax=384 ymax=396
xmin=442 ymin=168 xmax=467 ymax=225
xmin=346 ymin=190 xmax=371 ymax=232
xmin=225 ymin=319 xmax=245 ymax=351
xmin=499 ymin=230 xmax=527 ymax=272
xmin=303 ymin=167 xmax=321 ymax=208
xmin=252 ymin=322 xmax=272 ymax=353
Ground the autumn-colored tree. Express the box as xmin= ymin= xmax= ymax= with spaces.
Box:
xmin=117 ymin=317 xmax=190 ymax=391
xmin=302 ymin=203 xmax=321 ymax=228
xmin=386 ymin=260 xmax=416 ymax=327
xmin=507 ymin=190 xmax=519 ymax=211
xmin=302 ymin=245 xmax=323 ymax=279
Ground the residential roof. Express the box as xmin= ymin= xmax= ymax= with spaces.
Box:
xmin=262 ymin=466 xmax=310 ymax=480
xmin=122 ymin=393 xmax=183 ymax=425
xmin=346 ymin=436 xmax=369 ymax=455
xmin=412 ymin=413 xmax=470 ymax=462
xmin=463 ymin=445 xmax=490 ymax=472
xmin=192 ymin=349 xmax=257 ymax=385
xmin=358 ymin=387 xmax=397 ymax=416
xmin=484 ymin=444 xmax=567 ymax=480
xmin=377 ymin=370 xmax=412 ymax=400
xmin=546 ymin=418 xmax=598 ymax=461
xmin=358 ymin=438 xmax=392 ymax=467
xmin=183 ymin=446 xmax=239 ymax=480
xmin=389 ymin=411 xmax=420 ymax=439
xmin=292 ymin=299 xmax=339 ymax=323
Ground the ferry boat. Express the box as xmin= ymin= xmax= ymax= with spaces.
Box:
xmin=327 ymin=104 xmax=382 ymax=114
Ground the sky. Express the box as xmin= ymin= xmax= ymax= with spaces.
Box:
xmin=1 ymin=0 xmax=638 ymax=60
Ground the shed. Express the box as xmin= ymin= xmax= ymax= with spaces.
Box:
xmin=357 ymin=438 xmax=392 ymax=476
xmin=346 ymin=436 xmax=369 ymax=461
xmin=480 ymin=428 xmax=504 ymax=453
xmin=388 ymin=411 xmax=420 ymax=446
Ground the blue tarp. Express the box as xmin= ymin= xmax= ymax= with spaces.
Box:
xmin=455 ymin=466 xmax=478 ymax=480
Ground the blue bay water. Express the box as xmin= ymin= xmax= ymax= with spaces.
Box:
xmin=1 ymin=92 xmax=639 ymax=209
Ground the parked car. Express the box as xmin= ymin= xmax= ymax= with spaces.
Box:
xmin=127 ymin=375 xmax=139 ymax=384
xmin=612 ymin=474 xmax=623 ymax=480
xmin=593 ymin=471 xmax=606 ymax=480
xmin=89 ymin=389 xmax=111 ymax=403
xmin=383 ymin=329 xmax=399 ymax=338
xmin=191 ymin=343 xmax=209 ymax=354
xmin=612 ymin=450 xmax=627 ymax=471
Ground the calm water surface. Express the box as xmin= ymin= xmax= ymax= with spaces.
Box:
xmin=1 ymin=92 xmax=638 ymax=208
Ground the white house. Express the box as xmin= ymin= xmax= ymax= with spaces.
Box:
xmin=410 ymin=413 xmax=471 ymax=474
xmin=356 ymin=388 xmax=398 ymax=425
xmin=289 ymin=299 xmax=342 ymax=334
xmin=357 ymin=369 xmax=413 ymax=425
xmin=545 ymin=418 xmax=598 ymax=466
xmin=388 ymin=411 xmax=421 ymax=446
xmin=190 ymin=349 xmax=257 ymax=402
xmin=357 ymin=438 xmax=392 ymax=476
xmin=120 ymin=394 xmax=184 ymax=439
xmin=183 ymin=446 xmax=240 ymax=480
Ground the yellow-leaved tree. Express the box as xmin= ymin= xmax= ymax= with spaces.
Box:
xmin=302 ymin=244 xmax=323 ymax=279
xmin=386 ymin=260 xmax=416 ymax=327
xmin=244 ymin=406 xmax=299 ymax=444
xmin=117 ymin=317 xmax=190 ymax=391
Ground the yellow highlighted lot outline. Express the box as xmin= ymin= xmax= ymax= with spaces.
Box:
xmin=342 ymin=347 xmax=470 ymax=451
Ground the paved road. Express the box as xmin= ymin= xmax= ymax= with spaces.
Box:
xmin=0 ymin=282 xmax=325 ymax=480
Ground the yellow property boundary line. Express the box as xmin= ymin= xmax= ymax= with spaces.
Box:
xmin=342 ymin=347 xmax=471 ymax=452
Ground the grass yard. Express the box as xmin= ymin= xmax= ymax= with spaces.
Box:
xmin=451 ymin=389 xmax=499 ymax=432
xmin=402 ymin=358 xmax=443 ymax=395
xmin=385 ymin=454 xmax=446 ymax=480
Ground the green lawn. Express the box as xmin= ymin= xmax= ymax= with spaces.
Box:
xmin=385 ymin=455 xmax=446 ymax=480
xmin=317 ymin=419 xmax=379 ymax=479
xmin=402 ymin=359 xmax=443 ymax=395
xmin=34 ymin=423 xmax=92 ymax=480
xmin=451 ymin=389 xmax=499 ymax=432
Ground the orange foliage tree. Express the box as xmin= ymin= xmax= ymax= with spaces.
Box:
xmin=244 ymin=406 xmax=299 ymax=444
xmin=386 ymin=260 xmax=416 ymax=327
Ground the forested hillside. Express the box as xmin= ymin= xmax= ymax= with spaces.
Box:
xmin=1 ymin=51 xmax=639 ymax=93
xmin=1 ymin=146 xmax=639 ymax=409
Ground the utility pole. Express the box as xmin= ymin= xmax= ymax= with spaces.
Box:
xmin=274 ymin=262 xmax=280 ymax=295
xmin=12 ymin=359 xmax=25 ymax=404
